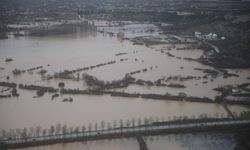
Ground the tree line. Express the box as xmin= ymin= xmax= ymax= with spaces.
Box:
xmin=0 ymin=113 xmax=236 ymax=141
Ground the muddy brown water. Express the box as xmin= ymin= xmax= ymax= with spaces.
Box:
xmin=0 ymin=26 xmax=249 ymax=149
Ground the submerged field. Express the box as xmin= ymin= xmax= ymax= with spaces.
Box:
xmin=1 ymin=22 xmax=250 ymax=149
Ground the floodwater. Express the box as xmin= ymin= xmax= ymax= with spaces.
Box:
xmin=0 ymin=89 xmax=235 ymax=131
xmin=145 ymin=132 xmax=236 ymax=150
xmin=15 ymin=132 xmax=237 ymax=150
xmin=16 ymin=138 xmax=139 ymax=150
xmin=0 ymin=23 xmax=249 ymax=149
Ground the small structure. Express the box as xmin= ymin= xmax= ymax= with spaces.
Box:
xmin=195 ymin=31 xmax=202 ymax=39
xmin=232 ymin=88 xmax=240 ymax=93
xmin=205 ymin=33 xmax=218 ymax=40
xmin=221 ymin=36 xmax=226 ymax=40
xmin=5 ymin=58 xmax=13 ymax=62
xmin=117 ymin=32 xmax=125 ymax=39
xmin=195 ymin=32 xmax=221 ymax=40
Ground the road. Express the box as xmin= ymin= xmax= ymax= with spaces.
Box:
xmin=1 ymin=119 xmax=250 ymax=149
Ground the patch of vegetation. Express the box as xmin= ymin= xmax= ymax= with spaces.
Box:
xmin=240 ymin=111 xmax=250 ymax=119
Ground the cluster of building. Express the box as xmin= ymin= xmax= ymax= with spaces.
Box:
xmin=195 ymin=31 xmax=226 ymax=40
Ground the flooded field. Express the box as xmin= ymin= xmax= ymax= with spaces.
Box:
xmin=1 ymin=89 xmax=238 ymax=131
xmin=0 ymin=23 xmax=250 ymax=149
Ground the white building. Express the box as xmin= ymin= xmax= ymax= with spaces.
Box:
xmin=205 ymin=33 xmax=218 ymax=40
xmin=195 ymin=31 xmax=202 ymax=39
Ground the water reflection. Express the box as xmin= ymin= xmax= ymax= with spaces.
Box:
xmin=15 ymin=132 xmax=236 ymax=150
xmin=145 ymin=133 xmax=235 ymax=150
xmin=16 ymin=138 xmax=139 ymax=150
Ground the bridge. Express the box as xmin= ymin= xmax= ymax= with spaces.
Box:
xmin=1 ymin=118 xmax=250 ymax=149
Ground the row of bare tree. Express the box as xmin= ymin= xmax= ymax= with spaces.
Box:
xmin=0 ymin=113 xmax=234 ymax=141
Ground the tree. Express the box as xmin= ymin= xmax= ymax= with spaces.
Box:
xmin=144 ymin=118 xmax=149 ymax=126
xmin=81 ymin=125 xmax=86 ymax=136
xmin=49 ymin=125 xmax=55 ymax=136
xmin=220 ymin=113 xmax=225 ymax=118
xmin=155 ymin=116 xmax=159 ymax=122
xmin=1 ymin=129 xmax=7 ymax=139
xmin=42 ymin=129 xmax=47 ymax=137
xmin=29 ymin=127 xmax=34 ymax=137
xmin=16 ymin=128 xmax=21 ymax=139
xmin=56 ymin=124 xmax=61 ymax=135
xmin=119 ymin=120 xmax=123 ymax=132
xmin=137 ymin=118 xmax=142 ymax=126
xmin=58 ymin=82 xmax=65 ymax=88
xmin=183 ymin=116 xmax=188 ymax=120
xmin=76 ymin=73 xmax=80 ymax=80
xmin=113 ymin=120 xmax=117 ymax=129
xmin=107 ymin=122 xmax=112 ymax=130
xmin=88 ymin=123 xmax=92 ymax=132
xmin=126 ymin=120 xmax=131 ymax=128
xmin=62 ymin=125 xmax=67 ymax=136
xmin=94 ymin=123 xmax=98 ymax=131
xmin=214 ymin=113 xmax=219 ymax=119
xmin=101 ymin=121 xmax=105 ymax=130
xmin=35 ymin=126 xmax=41 ymax=137
xmin=112 ymin=120 xmax=117 ymax=133
xmin=161 ymin=116 xmax=165 ymax=122
xmin=149 ymin=116 xmax=154 ymax=124
xmin=74 ymin=127 xmax=79 ymax=136
xmin=69 ymin=127 xmax=74 ymax=134
xmin=131 ymin=118 xmax=136 ymax=128
xmin=8 ymin=129 xmax=15 ymax=140
xmin=21 ymin=128 xmax=27 ymax=139
xmin=178 ymin=92 xmax=187 ymax=97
